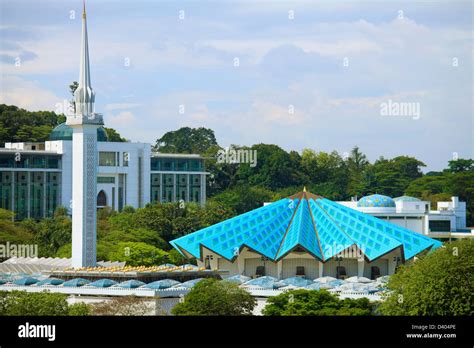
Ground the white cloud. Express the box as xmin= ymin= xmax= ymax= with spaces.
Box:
xmin=0 ymin=75 xmax=62 ymax=111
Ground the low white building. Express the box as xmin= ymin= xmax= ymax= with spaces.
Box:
xmin=337 ymin=194 xmax=473 ymax=241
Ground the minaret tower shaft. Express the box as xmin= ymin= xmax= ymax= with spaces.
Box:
xmin=67 ymin=0 xmax=103 ymax=268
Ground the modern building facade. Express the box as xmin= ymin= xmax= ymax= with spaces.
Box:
xmin=170 ymin=190 xmax=443 ymax=280
xmin=0 ymin=6 xmax=207 ymax=221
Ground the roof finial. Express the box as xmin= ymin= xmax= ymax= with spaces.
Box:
xmin=303 ymin=186 xmax=307 ymax=192
xmin=82 ymin=0 xmax=86 ymax=19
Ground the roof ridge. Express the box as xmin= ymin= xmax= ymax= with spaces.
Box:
xmin=305 ymin=197 xmax=325 ymax=261
xmin=274 ymin=198 xmax=303 ymax=259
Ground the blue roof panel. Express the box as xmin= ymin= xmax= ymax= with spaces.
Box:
xmin=170 ymin=191 xmax=443 ymax=262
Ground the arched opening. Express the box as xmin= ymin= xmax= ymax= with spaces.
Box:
xmin=97 ymin=190 xmax=107 ymax=207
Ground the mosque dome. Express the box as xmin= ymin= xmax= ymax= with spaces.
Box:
xmin=357 ymin=194 xmax=396 ymax=208
xmin=394 ymin=195 xmax=421 ymax=202
xmin=49 ymin=123 xmax=109 ymax=142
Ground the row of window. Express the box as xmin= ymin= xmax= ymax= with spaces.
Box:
xmin=0 ymin=171 xmax=60 ymax=220
xmin=0 ymin=154 xmax=61 ymax=169
xmin=0 ymin=153 xmax=204 ymax=172
xmin=150 ymin=157 xmax=203 ymax=171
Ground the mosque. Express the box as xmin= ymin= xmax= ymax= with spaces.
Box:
xmin=170 ymin=189 xmax=446 ymax=280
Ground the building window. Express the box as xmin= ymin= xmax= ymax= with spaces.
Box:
xmin=97 ymin=176 xmax=115 ymax=184
xmin=123 ymin=152 xmax=129 ymax=167
xmin=99 ymin=152 xmax=117 ymax=166
xmin=429 ymin=220 xmax=451 ymax=232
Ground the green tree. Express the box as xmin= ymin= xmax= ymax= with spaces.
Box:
xmin=447 ymin=158 xmax=474 ymax=173
xmin=358 ymin=156 xmax=426 ymax=197
xmin=235 ymin=144 xmax=306 ymax=190
xmin=262 ymin=289 xmax=374 ymax=316
xmin=104 ymin=127 xmax=127 ymax=142
xmin=154 ymin=127 xmax=218 ymax=154
xmin=68 ymin=302 xmax=92 ymax=316
xmin=0 ymin=209 xmax=34 ymax=246
xmin=108 ymin=242 xmax=168 ymax=266
xmin=172 ymin=278 xmax=256 ymax=316
xmin=210 ymin=185 xmax=273 ymax=214
xmin=0 ymin=291 xmax=70 ymax=316
xmin=378 ymin=239 xmax=473 ymax=315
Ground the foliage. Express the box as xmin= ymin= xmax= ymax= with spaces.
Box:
xmin=21 ymin=215 xmax=72 ymax=257
xmin=210 ymin=185 xmax=273 ymax=214
xmin=0 ymin=104 xmax=65 ymax=146
xmin=153 ymin=127 xmax=218 ymax=154
xmin=378 ymin=239 xmax=473 ymax=316
xmin=107 ymin=242 xmax=168 ymax=266
xmin=406 ymin=166 xmax=474 ymax=226
xmin=92 ymin=296 xmax=151 ymax=316
xmin=0 ymin=209 xmax=34 ymax=245
xmin=262 ymin=289 xmax=375 ymax=316
xmin=68 ymin=302 xmax=92 ymax=316
xmin=0 ymin=291 xmax=70 ymax=316
xmin=172 ymin=278 xmax=256 ymax=316
xmin=104 ymin=127 xmax=127 ymax=142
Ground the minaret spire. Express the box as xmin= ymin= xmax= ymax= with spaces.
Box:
xmin=74 ymin=0 xmax=95 ymax=117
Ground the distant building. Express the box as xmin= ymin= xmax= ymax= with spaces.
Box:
xmin=337 ymin=194 xmax=473 ymax=241
xmin=0 ymin=136 xmax=208 ymax=220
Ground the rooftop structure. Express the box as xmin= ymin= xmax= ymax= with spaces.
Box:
xmin=170 ymin=190 xmax=443 ymax=280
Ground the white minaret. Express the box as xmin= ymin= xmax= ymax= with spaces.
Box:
xmin=67 ymin=1 xmax=103 ymax=268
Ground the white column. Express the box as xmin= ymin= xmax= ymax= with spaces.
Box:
xmin=357 ymin=259 xmax=364 ymax=277
xmin=237 ymin=255 xmax=245 ymax=275
xmin=71 ymin=125 xmax=98 ymax=268
xmin=277 ymin=260 xmax=283 ymax=279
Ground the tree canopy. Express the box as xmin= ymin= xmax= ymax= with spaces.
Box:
xmin=153 ymin=127 xmax=218 ymax=154
xmin=171 ymin=278 xmax=256 ymax=315
xmin=262 ymin=289 xmax=375 ymax=316
xmin=378 ymin=239 xmax=473 ymax=316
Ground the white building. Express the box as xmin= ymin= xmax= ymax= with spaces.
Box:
xmin=0 ymin=4 xmax=208 ymax=221
xmin=337 ymin=194 xmax=473 ymax=241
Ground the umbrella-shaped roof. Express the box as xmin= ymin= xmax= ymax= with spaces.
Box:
xmin=173 ymin=278 xmax=204 ymax=288
xmin=242 ymin=276 xmax=283 ymax=289
xmin=344 ymin=276 xmax=373 ymax=283
xmin=171 ymin=190 xmax=442 ymax=263
xmin=314 ymin=276 xmax=337 ymax=283
xmin=278 ymin=277 xmax=314 ymax=287
xmin=89 ymin=279 xmax=118 ymax=288
xmin=63 ymin=278 xmax=90 ymax=287
xmin=117 ymin=280 xmax=146 ymax=289
xmin=225 ymin=275 xmax=251 ymax=284
xmin=36 ymin=278 xmax=64 ymax=286
xmin=13 ymin=277 xmax=39 ymax=286
xmin=144 ymin=279 xmax=181 ymax=289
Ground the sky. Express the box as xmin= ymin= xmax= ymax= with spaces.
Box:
xmin=0 ymin=0 xmax=472 ymax=171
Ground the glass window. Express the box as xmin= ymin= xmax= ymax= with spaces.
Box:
xmin=99 ymin=152 xmax=117 ymax=166
xmin=123 ymin=152 xmax=129 ymax=167
xmin=97 ymin=176 xmax=115 ymax=184
xmin=150 ymin=158 xmax=160 ymax=170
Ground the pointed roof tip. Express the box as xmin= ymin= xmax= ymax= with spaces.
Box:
xmin=303 ymin=186 xmax=307 ymax=192
xmin=82 ymin=0 xmax=86 ymax=18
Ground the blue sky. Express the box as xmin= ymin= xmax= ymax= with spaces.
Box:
xmin=0 ymin=0 xmax=472 ymax=171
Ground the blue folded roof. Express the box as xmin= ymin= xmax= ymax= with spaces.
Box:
xmin=170 ymin=190 xmax=442 ymax=262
